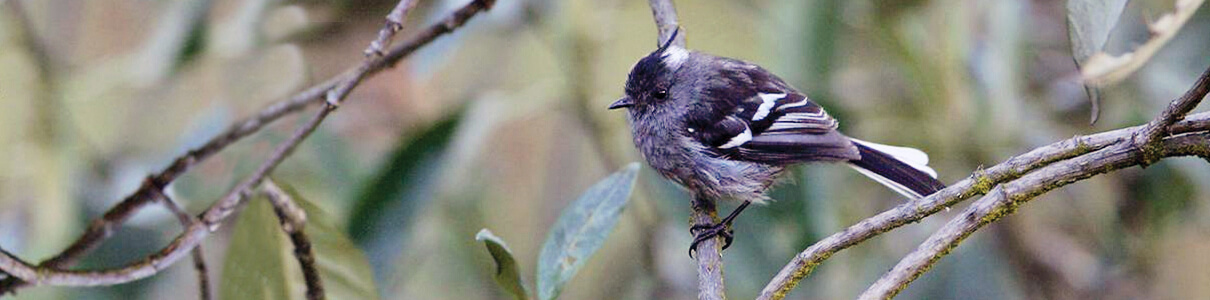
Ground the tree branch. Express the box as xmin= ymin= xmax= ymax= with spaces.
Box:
xmin=150 ymin=188 xmax=212 ymax=300
xmin=262 ymin=180 xmax=323 ymax=300
xmin=855 ymin=64 xmax=1210 ymax=300
xmin=646 ymin=0 xmax=727 ymax=299
xmin=759 ymin=63 xmax=1210 ymax=300
xmin=1132 ymin=65 xmax=1210 ymax=165
xmin=857 ymin=131 xmax=1210 ymax=300
xmin=690 ymin=196 xmax=726 ymax=300
xmin=0 ymin=0 xmax=495 ymax=292
xmin=756 ymin=113 xmax=1210 ymax=300
xmin=648 ymin=0 xmax=684 ymax=48
xmin=364 ymin=0 xmax=419 ymax=57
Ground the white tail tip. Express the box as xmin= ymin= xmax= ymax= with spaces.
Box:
xmin=851 ymin=139 xmax=937 ymax=178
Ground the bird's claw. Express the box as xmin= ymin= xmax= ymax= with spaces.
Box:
xmin=688 ymin=222 xmax=734 ymax=258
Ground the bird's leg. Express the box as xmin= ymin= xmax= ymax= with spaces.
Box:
xmin=689 ymin=200 xmax=752 ymax=258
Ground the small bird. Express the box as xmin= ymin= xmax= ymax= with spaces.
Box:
xmin=609 ymin=30 xmax=946 ymax=256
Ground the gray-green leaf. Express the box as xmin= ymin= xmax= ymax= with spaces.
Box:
xmin=1077 ymin=0 xmax=1205 ymax=85
xmin=476 ymin=229 xmax=532 ymax=300
xmin=1066 ymin=0 xmax=1126 ymax=123
xmin=536 ymin=163 xmax=640 ymax=300
xmin=1066 ymin=0 xmax=1126 ymax=64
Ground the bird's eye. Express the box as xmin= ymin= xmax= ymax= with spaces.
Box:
xmin=652 ymin=89 xmax=668 ymax=100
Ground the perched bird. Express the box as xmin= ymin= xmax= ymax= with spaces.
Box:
xmin=609 ymin=30 xmax=946 ymax=256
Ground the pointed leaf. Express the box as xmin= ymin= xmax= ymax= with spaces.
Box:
xmin=220 ymin=196 xmax=298 ymax=300
xmin=1066 ymin=0 xmax=1126 ymax=123
xmin=536 ymin=163 xmax=640 ymax=300
xmin=221 ymin=187 xmax=379 ymax=300
xmin=476 ymin=229 xmax=532 ymax=300
xmin=1066 ymin=0 xmax=1126 ymax=64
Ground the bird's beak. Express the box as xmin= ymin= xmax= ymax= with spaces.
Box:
xmin=608 ymin=97 xmax=634 ymax=110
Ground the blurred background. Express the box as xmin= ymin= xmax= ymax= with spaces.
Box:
xmin=1 ymin=0 xmax=1209 ymax=299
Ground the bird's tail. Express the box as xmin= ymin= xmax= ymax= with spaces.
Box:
xmin=846 ymin=139 xmax=946 ymax=200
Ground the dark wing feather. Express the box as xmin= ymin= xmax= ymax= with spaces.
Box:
xmin=684 ymin=59 xmax=858 ymax=164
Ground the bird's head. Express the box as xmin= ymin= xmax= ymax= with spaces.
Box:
xmin=610 ymin=29 xmax=689 ymax=113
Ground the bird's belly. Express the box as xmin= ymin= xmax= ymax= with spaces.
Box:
xmin=636 ymin=133 xmax=780 ymax=202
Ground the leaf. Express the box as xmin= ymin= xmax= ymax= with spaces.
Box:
xmin=1078 ymin=0 xmax=1205 ymax=86
xmin=476 ymin=229 xmax=532 ymax=300
xmin=1066 ymin=0 xmax=1127 ymax=64
xmin=536 ymin=163 xmax=640 ymax=300
xmin=220 ymin=195 xmax=295 ymax=300
xmin=221 ymin=187 xmax=379 ymax=300
xmin=1066 ymin=0 xmax=1126 ymax=123
xmin=346 ymin=111 xmax=462 ymax=267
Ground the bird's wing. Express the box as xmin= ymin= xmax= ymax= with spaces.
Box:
xmin=685 ymin=61 xmax=859 ymax=164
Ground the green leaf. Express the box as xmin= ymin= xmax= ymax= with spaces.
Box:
xmin=220 ymin=195 xmax=296 ymax=300
xmin=536 ymin=163 xmax=640 ymax=300
xmin=347 ymin=111 xmax=462 ymax=266
xmin=221 ymin=186 xmax=379 ymax=300
xmin=476 ymin=229 xmax=532 ymax=300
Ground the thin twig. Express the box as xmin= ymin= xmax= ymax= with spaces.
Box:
xmin=365 ymin=0 xmax=419 ymax=57
xmin=0 ymin=0 xmax=496 ymax=292
xmin=0 ymin=82 xmax=334 ymax=290
xmin=150 ymin=188 xmax=212 ymax=300
xmin=262 ymin=180 xmax=323 ymax=300
xmin=758 ymin=62 xmax=1210 ymax=299
xmin=200 ymin=103 xmax=333 ymax=228
xmin=0 ymin=0 xmax=499 ymax=291
xmin=648 ymin=0 xmax=684 ymax=48
xmin=0 ymin=222 xmax=209 ymax=286
xmin=189 ymin=243 xmax=211 ymax=300
xmin=645 ymin=0 xmax=726 ymax=299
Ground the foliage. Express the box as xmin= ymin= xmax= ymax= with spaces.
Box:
xmin=475 ymin=229 xmax=530 ymax=300
xmin=2 ymin=0 xmax=1209 ymax=299
xmin=477 ymin=163 xmax=639 ymax=300
xmin=221 ymin=186 xmax=378 ymax=300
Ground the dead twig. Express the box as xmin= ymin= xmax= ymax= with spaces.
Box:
xmin=149 ymin=188 xmax=212 ymax=300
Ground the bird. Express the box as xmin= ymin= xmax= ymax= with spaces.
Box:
xmin=608 ymin=29 xmax=947 ymax=257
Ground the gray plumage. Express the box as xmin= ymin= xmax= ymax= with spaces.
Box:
xmin=610 ymin=37 xmax=945 ymax=205
xmin=625 ymin=52 xmax=800 ymax=203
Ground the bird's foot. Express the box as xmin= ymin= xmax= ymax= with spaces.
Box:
xmin=688 ymin=222 xmax=734 ymax=258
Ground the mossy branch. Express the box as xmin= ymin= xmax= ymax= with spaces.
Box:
xmin=759 ymin=64 xmax=1210 ymax=300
